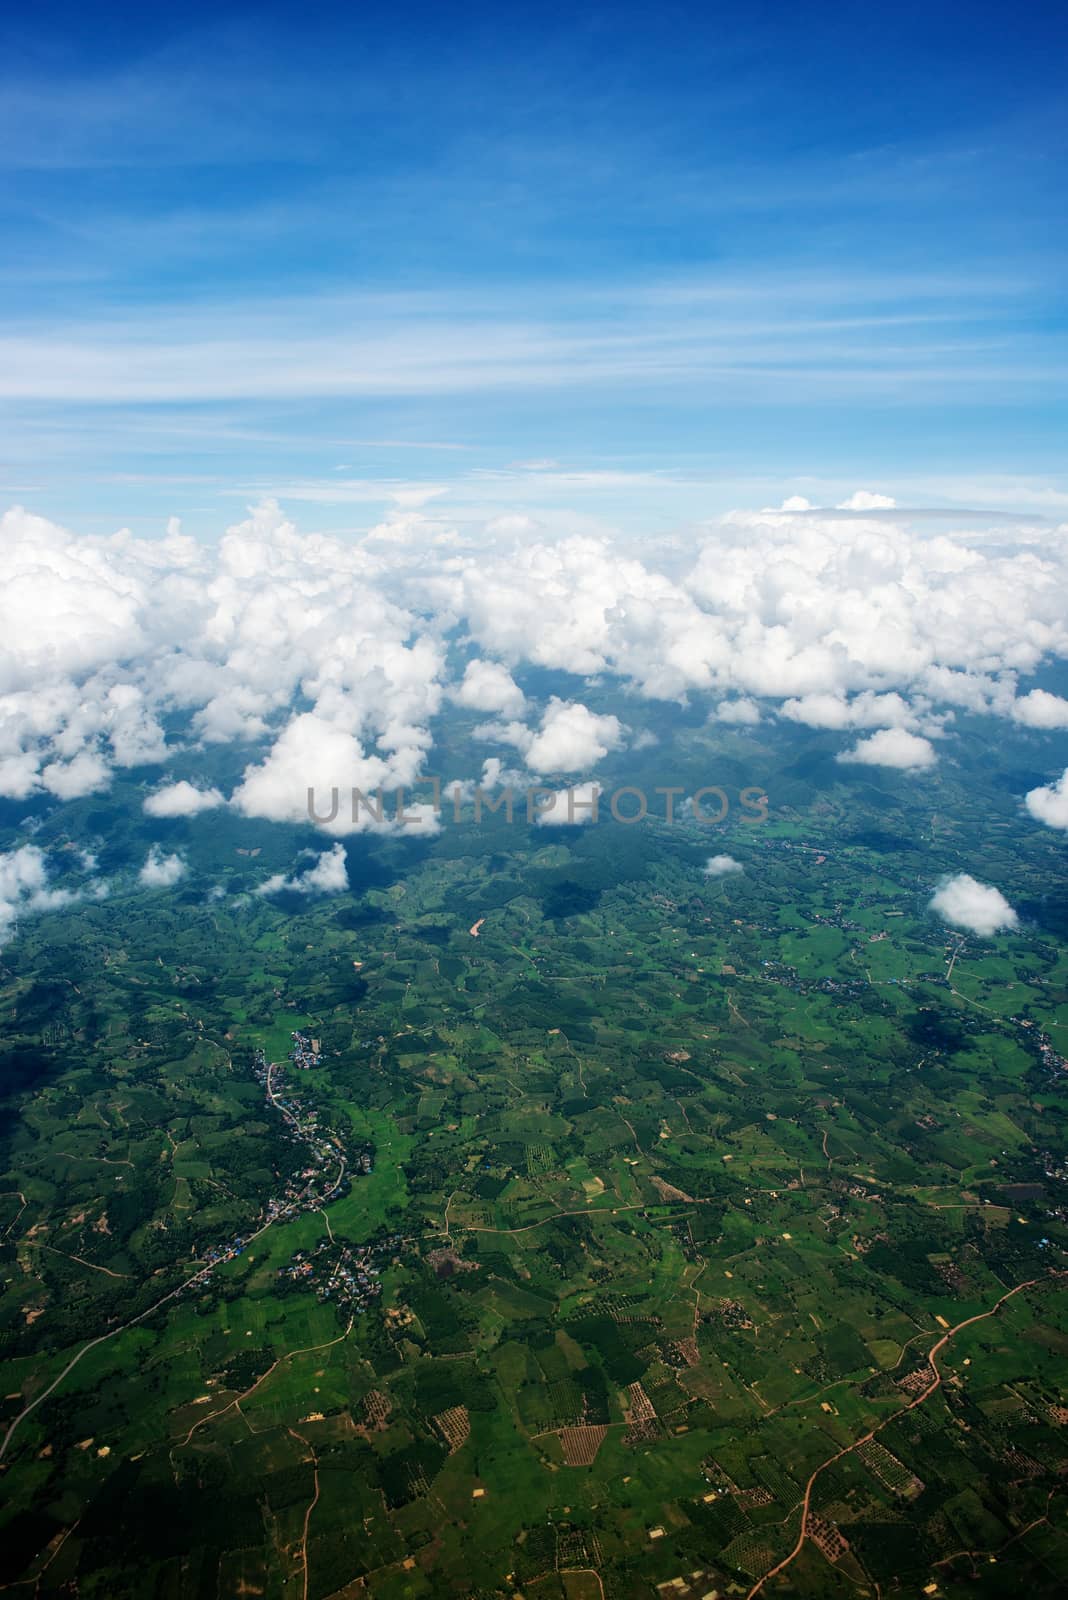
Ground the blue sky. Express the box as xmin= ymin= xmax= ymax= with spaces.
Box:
xmin=1 ymin=0 xmax=1066 ymax=534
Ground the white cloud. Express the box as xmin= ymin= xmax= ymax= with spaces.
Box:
xmin=836 ymin=490 xmax=896 ymax=510
xmin=470 ymin=718 xmax=534 ymax=755
xmin=144 ymin=780 xmax=225 ymax=817
xmin=714 ymin=698 xmax=761 ymax=725
xmin=256 ymin=842 xmax=349 ymax=896
xmin=0 ymin=499 xmax=444 ymax=814
xmin=139 ymin=847 xmax=187 ymax=888
xmin=533 ymin=781 xmax=602 ymax=827
xmin=524 ymin=699 xmax=623 ymax=774
xmin=1025 ymin=768 xmax=1068 ymax=830
xmin=0 ymin=752 xmax=42 ymax=799
xmin=783 ymin=690 xmax=915 ymax=731
xmin=452 ymin=659 xmax=526 ymax=717
xmin=0 ymin=844 xmax=79 ymax=944
xmin=1011 ymin=689 xmax=1068 ymax=730
xmin=929 ymin=873 xmax=1018 ymax=937
xmin=443 ymin=758 xmax=528 ymax=808
xmin=103 ymin=683 xmax=168 ymax=767
xmin=231 ymin=713 xmax=392 ymax=832
xmin=390 ymin=802 xmax=442 ymax=836
xmin=1 ymin=496 xmax=1068 ymax=827
xmin=838 ymin=728 xmax=937 ymax=770
xmin=703 ymin=854 xmax=743 ymax=876
xmin=41 ymin=749 xmax=112 ymax=799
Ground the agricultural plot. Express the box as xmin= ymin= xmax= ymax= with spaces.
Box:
xmin=2 ymin=713 xmax=1068 ymax=1597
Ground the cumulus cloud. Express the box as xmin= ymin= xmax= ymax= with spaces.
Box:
xmin=1012 ymin=689 xmax=1068 ymax=729
xmin=524 ymin=699 xmax=623 ymax=774
xmin=256 ymin=842 xmax=349 ymax=896
xmin=2 ymin=497 xmax=1068 ymax=825
xmin=0 ymin=500 xmax=443 ymax=817
xmin=532 ymin=782 xmax=601 ymax=827
xmin=41 ymin=750 xmax=112 ymax=799
xmin=144 ymin=780 xmax=226 ymax=817
xmin=1025 ymin=768 xmax=1068 ymax=830
xmin=470 ymin=717 xmax=534 ymax=755
xmin=139 ymin=847 xmax=187 ymax=888
xmin=101 ymin=684 xmax=169 ymax=767
xmin=836 ymin=490 xmax=896 ymax=510
xmin=783 ymin=690 xmax=916 ymax=731
xmin=714 ymin=698 xmax=761 ymax=725
xmin=929 ymin=873 xmax=1018 ymax=936
xmin=0 ymin=844 xmax=79 ymax=944
xmin=703 ymin=854 xmax=743 ymax=876
xmin=452 ymin=659 xmax=526 ymax=717
xmin=233 ymin=713 xmax=394 ymax=831
xmin=838 ymin=728 xmax=937 ymax=770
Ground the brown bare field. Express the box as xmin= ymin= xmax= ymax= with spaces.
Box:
xmin=809 ymin=1514 xmax=849 ymax=1563
xmin=558 ymin=1424 xmax=608 ymax=1465
xmin=432 ymin=1405 xmax=471 ymax=1454
xmin=354 ymin=1388 xmax=391 ymax=1437
xmin=623 ymin=1382 xmax=659 ymax=1444
xmin=650 ymin=1175 xmax=694 ymax=1203
xmin=673 ymin=1337 xmax=701 ymax=1367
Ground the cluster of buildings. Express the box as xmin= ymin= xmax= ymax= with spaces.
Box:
xmin=290 ymin=1030 xmax=322 ymax=1069
xmin=1012 ymin=1017 xmax=1068 ymax=1078
xmin=179 ymin=1036 xmax=380 ymax=1307
xmin=251 ymin=1048 xmax=355 ymax=1212
xmin=188 ymin=1231 xmax=252 ymax=1284
xmin=756 ymin=959 xmax=868 ymax=1000
xmin=279 ymin=1237 xmax=383 ymax=1315
xmin=1041 ymin=1149 xmax=1068 ymax=1184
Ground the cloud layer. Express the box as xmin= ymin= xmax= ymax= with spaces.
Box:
xmin=2 ymin=497 xmax=1067 ymax=837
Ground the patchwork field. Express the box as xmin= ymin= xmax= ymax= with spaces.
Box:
xmin=2 ymin=710 xmax=1068 ymax=1598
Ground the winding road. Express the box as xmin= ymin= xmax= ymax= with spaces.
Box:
xmin=745 ymin=1273 xmax=1055 ymax=1598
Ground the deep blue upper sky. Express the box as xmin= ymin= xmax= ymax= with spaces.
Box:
xmin=1 ymin=0 xmax=1065 ymax=533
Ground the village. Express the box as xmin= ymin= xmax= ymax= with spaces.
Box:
xmin=279 ymin=1236 xmax=383 ymax=1315
xmin=184 ymin=1032 xmax=374 ymax=1288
